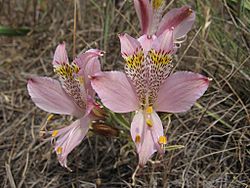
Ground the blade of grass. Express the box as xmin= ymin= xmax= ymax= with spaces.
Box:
xmin=0 ymin=26 xmax=30 ymax=36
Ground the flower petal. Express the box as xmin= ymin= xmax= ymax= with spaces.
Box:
xmin=152 ymin=29 xmax=174 ymax=53
xmin=54 ymin=116 xmax=90 ymax=169
xmin=155 ymin=71 xmax=210 ymax=113
xmin=138 ymin=126 xmax=157 ymax=166
xmin=131 ymin=110 xmax=144 ymax=153
xmin=134 ymin=0 xmax=153 ymax=34
xmin=52 ymin=42 xmax=69 ymax=67
xmin=138 ymin=34 xmax=155 ymax=54
xmin=74 ymin=49 xmax=103 ymax=74
xmin=156 ymin=6 xmax=195 ymax=39
xmin=119 ymin=33 xmax=142 ymax=58
xmin=131 ymin=110 xmax=164 ymax=166
xmin=91 ymin=71 xmax=139 ymax=113
xmin=27 ymin=76 xmax=83 ymax=117
xmin=150 ymin=110 xmax=164 ymax=154
xmin=74 ymin=49 xmax=103 ymax=98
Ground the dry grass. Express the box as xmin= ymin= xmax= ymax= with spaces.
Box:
xmin=0 ymin=0 xmax=250 ymax=187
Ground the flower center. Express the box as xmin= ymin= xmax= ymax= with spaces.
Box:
xmin=54 ymin=63 xmax=80 ymax=80
xmin=145 ymin=106 xmax=153 ymax=128
xmin=54 ymin=63 xmax=86 ymax=109
xmin=152 ymin=0 xmax=164 ymax=10
xmin=124 ymin=48 xmax=144 ymax=70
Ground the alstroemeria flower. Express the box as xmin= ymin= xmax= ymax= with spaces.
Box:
xmin=91 ymin=30 xmax=210 ymax=166
xmin=134 ymin=0 xmax=195 ymax=41
xmin=27 ymin=43 xmax=103 ymax=169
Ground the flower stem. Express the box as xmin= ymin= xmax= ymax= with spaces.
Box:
xmin=110 ymin=112 xmax=130 ymax=131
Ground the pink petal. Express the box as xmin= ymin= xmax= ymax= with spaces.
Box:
xmin=137 ymin=34 xmax=155 ymax=54
xmin=138 ymin=126 xmax=157 ymax=166
xmin=27 ymin=76 xmax=83 ymax=117
xmin=75 ymin=49 xmax=103 ymax=98
xmin=155 ymin=71 xmax=210 ymax=113
xmin=74 ymin=49 xmax=103 ymax=72
xmin=131 ymin=110 xmax=164 ymax=166
xmin=54 ymin=116 xmax=90 ymax=168
xmin=156 ymin=6 xmax=195 ymax=39
xmin=150 ymin=110 xmax=164 ymax=154
xmin=84 ymin=57 xmax=101 ymax=78
xmin=134 ymin=0 xmax=153 ymax=34
xmin=152 ymin=29 xmax=174 ymax=53
xmin=91 ymin=71 xmax=139 ymax=113
xmin=85 ymin=97 xmax=96 ymax=117
xmin=131 ymin=110 xmax=144 ymax=153
xmin=119 ymin=33 xmax=142 ymax=57
xmin=52 ymin=42 xmax=69 ymax=67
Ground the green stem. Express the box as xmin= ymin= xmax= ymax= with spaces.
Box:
xmin=110 ymin=112 xmax=130 ymax=131
xmin=0 ymin=26 xmax=30 ymax=36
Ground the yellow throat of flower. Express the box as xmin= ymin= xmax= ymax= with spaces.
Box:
xmin=152 ymin=0 xmax=164 ymax=10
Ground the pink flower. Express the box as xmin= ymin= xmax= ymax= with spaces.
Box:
xmin=27 ymin=43 xmax=103 ymax=169
xmin=134 ymin=0 xmax=195 ymax=41
xmin=91 ymin=30 xmax=210 ymax=166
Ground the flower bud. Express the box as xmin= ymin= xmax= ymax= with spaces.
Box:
xmin=91 ymin=123 xmax=119 ymax=137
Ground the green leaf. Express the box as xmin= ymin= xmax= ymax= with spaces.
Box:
xmin=165 ymin=145 xmax=185 ymax=151
xmin=0 ymin=26 xmax=30 ymax=36
xmin=228 ymin=0 xmax=250 ymax=10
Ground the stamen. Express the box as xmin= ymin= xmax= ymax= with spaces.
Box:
xmin=146 ymin=106 xmax=153 ymax=114
xmin=158 ymin=136 xmax=167 ymax=145
xmin=47 ymin=114 xmax=54 ymax=121
xmin=56 ymin=146 xmax=62 ymax=154
xmin=52 ymin=130 xmax=59 ymax=137
xmin=146 ymin=119 xmax=153 ymax=127
xmin=175 ymin=35 xmax=187 ymax=44
xmin=135 ymin=135 xmax=141 ymax=143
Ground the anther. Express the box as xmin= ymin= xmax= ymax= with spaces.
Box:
xmin=52 ymin=130 xmax=59 ymax=137
xmin=135 ymin=135 xmax=141 ymax=143
xmin=56 ymin=146 xmax=63 ymax=154
xmin=146 ymin=106 xmax=153 ymax=114
xmin=158 ymin=136 xmax=167 ymax=145
xmin=47 ymin=114 xmax=54 ymax=121
xmin=146 ymin=119 xmax=153 ymax=127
